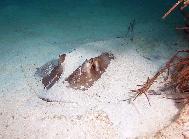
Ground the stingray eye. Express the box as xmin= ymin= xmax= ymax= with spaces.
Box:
xmin=91 ymin=63 xmax=96 ymax=69
xmin=92 ymin=60 xmax=100 ymax=71
xmin=89 ymin=59 xmax=93 ymax=64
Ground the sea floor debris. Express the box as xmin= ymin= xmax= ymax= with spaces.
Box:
xmin=132 ymin=49 xmax=189 ymax=102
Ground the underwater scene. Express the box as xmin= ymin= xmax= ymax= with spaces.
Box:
xmin=1 ymin=0 xmax=189 ymax=138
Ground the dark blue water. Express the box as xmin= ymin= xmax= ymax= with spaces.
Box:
xmin=0 ymin=0 xmax=184 ymax=44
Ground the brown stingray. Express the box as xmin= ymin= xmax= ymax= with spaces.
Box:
xmin=65 ymin=52 xmax=114 ymax=90
xmin=42 ymin=54 xmax=66 ymax=90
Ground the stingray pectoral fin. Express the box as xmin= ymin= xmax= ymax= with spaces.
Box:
xmin=42 ymin=74 xmax=61 ymax=90
xmin=42 ymin=75 xmax=51 ymax=88
xmin=42 ymin=66 xmax=63 ymax=90
xmin=45 ymin=79 xmax=56 ymax=90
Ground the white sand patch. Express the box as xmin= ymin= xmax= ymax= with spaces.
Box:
xmin=15 ymin=39 xmax=178 ymax=138
xmin=1 ymin=37 xmax=187 ymax=138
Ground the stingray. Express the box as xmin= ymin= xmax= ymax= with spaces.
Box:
xmin=35 ymin=54 xmax=66 ymax=90
xmin=65 ymin=52 xmax=114 ymax=90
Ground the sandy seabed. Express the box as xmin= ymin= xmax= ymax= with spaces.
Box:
xmin=0 ymin=36 xmax=189 ymax=138
xmin=0 ymin=0 xmax=189 ymax=138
